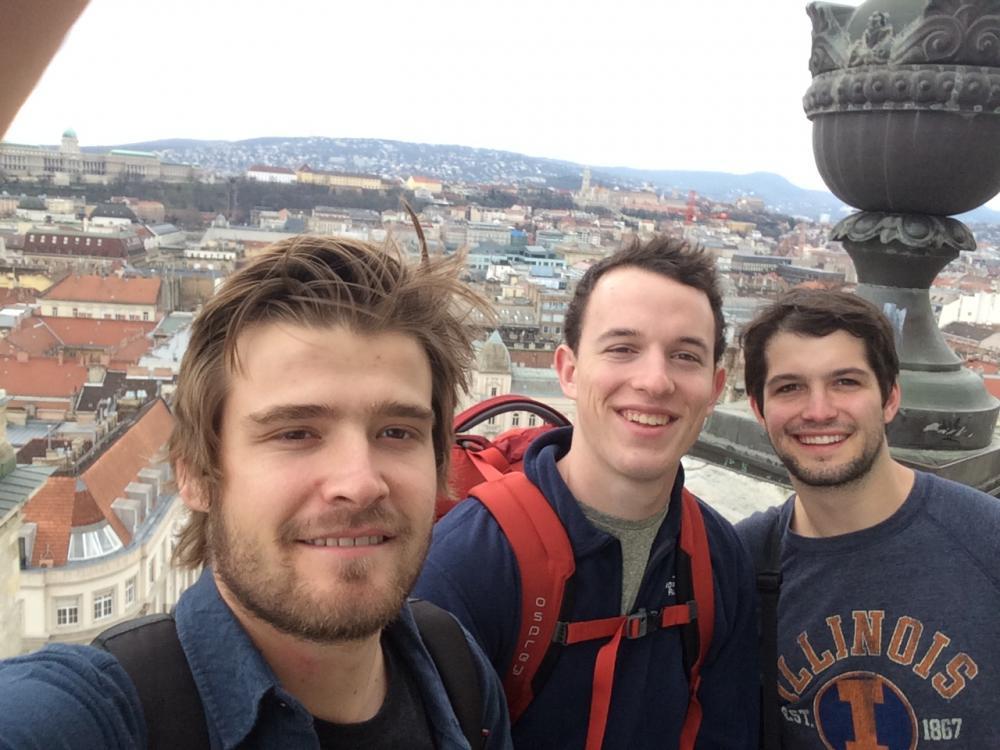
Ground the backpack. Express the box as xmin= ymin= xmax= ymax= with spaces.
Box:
xmin=439 ymin=393 xmax=571 ymax=518
xmin=447 ymin=394 xmax=716 ymax=750
xmin=93 ymin=600 xmax=486 ymax=750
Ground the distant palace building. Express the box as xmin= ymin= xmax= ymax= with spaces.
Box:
xmin=0 ymin=129 xmax=197 ymax=185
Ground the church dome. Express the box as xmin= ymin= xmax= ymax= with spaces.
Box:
xmin=477 ymin=330 xmax=511 ymax=374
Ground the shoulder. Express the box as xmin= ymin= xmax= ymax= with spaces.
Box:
xmin=0 ymin=644 xmax=145 ymax=748
xmin=917 ymin=472 xmax=1000 ymax=580
xmin=735 ymin=501 xmax=788 ymax=559
xmin=920 ymin=471 xmax=999 ymax=517
xmin=686 ymin=490 xmax=754 ymax=568
xmin=398 ymin=602 xmax=513 ymax=748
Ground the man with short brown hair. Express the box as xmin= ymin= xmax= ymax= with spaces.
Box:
xmin=416 ymin=235 xmax=759 ymax=749
xmin=738 ymin=288 xmax=1000 ymax=748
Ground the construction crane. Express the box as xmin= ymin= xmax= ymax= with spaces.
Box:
xmin=685 ymin=190 xmax=698 ymax=224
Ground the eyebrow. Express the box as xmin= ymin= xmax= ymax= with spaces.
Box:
xmin=245 ymin=401 xmax=434 ymax=426
xmin=596 ymin=328 xmax=710 ymax=352
xmin=765 ymin=367 xmax=871 ymax=388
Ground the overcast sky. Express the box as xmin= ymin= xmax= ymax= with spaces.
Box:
xmin=6 ymin=0 xmax=858 ymax=191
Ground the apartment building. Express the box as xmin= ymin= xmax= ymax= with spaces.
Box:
xmin=40 ymin=274 xmax=161 ymax=322
xmin=16 ymin=398 xmax=194 ymax=652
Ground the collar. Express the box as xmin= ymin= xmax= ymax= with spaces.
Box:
xmin=174 ymin=571 xmax=471 ymax=749
xmin=174 ymin=570 xmax=294 ymax=748
xmin=523 ymin=426 xmax=685 ymax=557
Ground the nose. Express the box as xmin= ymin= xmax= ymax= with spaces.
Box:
xmin=320 ymin=433 xmax=389 ymax=508
xmin=800 ymin=388 xmax=837 ymax=423
xmin=631 ymin=351 xmax=675 ymax=396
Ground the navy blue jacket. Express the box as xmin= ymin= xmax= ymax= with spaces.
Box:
xmin=415 ymin=427 xmax=759 ymax=748
xmin=0 ymin=569 xmax=511 ymax=750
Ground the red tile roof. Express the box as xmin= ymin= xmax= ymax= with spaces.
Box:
xmin=0 ymin=356 xmax=88 ymax=398
xmin=42 ymin=275 xmax=161 ymax=305
xmin=985 ymin=376 xmax=1000 ymax=400
xmin=22 ymin=477 xmax=79 ymax=566
xmin=0 ymin=287 xmax=39 ymax=305
xmin=40 ymin=317 xmax=156 ymax=350
xmin=21 ymin=399 xmax=174 ymax=566
xmin=3 ymin=319 xmax=60 ymax=356
xmin=82 ymin=399 xmax=173 ymax=545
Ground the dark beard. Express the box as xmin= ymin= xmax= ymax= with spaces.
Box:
xmin=782 ymin=439 xmax=882 ymax=488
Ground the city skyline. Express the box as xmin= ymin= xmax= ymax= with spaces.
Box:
xmin=7 ymin=0 xmax=844 ymax=193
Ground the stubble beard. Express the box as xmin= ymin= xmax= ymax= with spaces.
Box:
xmin=777 ymin=425 xmax=884 ymax=489
xmin=209 ymin=503 xmax=431 ymax=643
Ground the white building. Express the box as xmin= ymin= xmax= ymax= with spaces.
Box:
xmin=14 ymin=399 xmax=196 ymax=652
xmin=937 ymin=291 xmax=1000 ymax=328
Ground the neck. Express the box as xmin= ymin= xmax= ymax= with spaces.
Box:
xmin=556 ymin=448 xmax=677 ymax=521
xmin=215 ymin=576 xmax=386 ymax=724
xmin=790 ymin=452 xmax=915 ymax=538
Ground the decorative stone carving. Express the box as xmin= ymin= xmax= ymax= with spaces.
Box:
xmin=805 ymin=0 xmax=1000 ymax=450
xmin=830 ymin=212 xmax=976 ymax=253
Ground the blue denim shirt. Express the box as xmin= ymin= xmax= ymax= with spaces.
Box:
xmin=0 ymin=569 xmax=511 ymax=750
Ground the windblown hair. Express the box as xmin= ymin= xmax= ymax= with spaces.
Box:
xmin=562 ymin=235 xmax=727 ymax=364
xmin=171 ymin=234 xmax=487 ymax=569
xmin=741 ymin=288 xmax=899 ymax=408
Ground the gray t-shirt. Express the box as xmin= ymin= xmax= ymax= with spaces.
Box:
xmin=737 ymin=471 xmax=1000 ymax=749
xmin=580 ymin=501 xmax=669 ymax=614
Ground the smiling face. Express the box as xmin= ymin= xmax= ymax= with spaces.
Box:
xmin=182 ymin=322 xmax=437 ymax=643
xmin=555 ymin=267 xmax=725 ymax=509
xmin=751 ymin=330 xmax=899 ymax=489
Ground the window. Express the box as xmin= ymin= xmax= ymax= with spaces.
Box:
xmin=67 ymin=523 xmax=123 ymax=561
xmin=55 ymin=598 xmax=79 ymax=627
xmin=490 ymin=386 xmax=498 ymax=397
xmin=125 ymin=576 xmax=136 ymax=608
xmin=72 ymin=308 xmax=78 ymax=317
xmin=142 ymin=311 xmax=149 ymax=321
xmin=93 ymin=590 xmax=113 ymax=621
xmin=149 ymin=556 xmax=156 ymax=583
xmin=528 ymin=414 xmax=538 ymax=427
xmin=512 ymin=412 xmax=520 ymax=427
xmin=51 ymin=306 xmax=58 ymax=316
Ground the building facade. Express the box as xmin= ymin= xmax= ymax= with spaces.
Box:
xmin=0 ymin=130 xmax=197 ymax=185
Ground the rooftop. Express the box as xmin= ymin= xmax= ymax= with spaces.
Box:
xmin=0 ymin=465 xmax=57 ymax=524
xmin=42 ymin=274 xmax=161 ymax=305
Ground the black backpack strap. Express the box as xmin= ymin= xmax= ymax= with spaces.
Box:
xmin=755 ymin=512 xmax=785 ymax=750
xmin=92 ymin=613 xmax=210 ymax=750
xmin=411 ymin=599 xmax=486 ymax=749
xmin=674 ymin=545 xmax=700 ymax=675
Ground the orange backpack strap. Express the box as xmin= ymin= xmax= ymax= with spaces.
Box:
xmin=471 ymin=472 xmax=576 ymax=722
xmin=677 ymin=488 xmax=715 ymax=749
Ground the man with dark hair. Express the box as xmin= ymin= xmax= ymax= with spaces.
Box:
xmin=737 ymin=288 xmax=1000 ymax=748
xmin=416 ymin=235 xmax=759 ymax=748
xmin=0 ymin=236 xmax=511 ymax=749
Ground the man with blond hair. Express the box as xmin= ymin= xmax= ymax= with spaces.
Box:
xmin=0 ymin=236 xmax=511 ymax=750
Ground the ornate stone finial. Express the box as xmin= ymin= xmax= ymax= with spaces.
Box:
xmin=848 ymin=11 xmax=895 ymax=66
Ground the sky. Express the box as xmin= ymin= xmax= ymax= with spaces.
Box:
xmin=6 ymin=0 xmax=856 ymax=192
